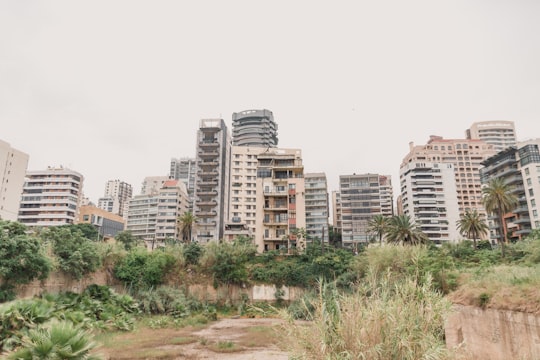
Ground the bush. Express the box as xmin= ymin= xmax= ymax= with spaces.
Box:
xmin=114 ymin=248 xmax=176 ymax=290
xmin=0 ymin=221 xmax=52 ymax=300
xmin=44 ymin=227 xmax=100 ymax=280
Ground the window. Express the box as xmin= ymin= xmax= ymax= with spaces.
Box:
xmin=530 ymin=188 xmax=534 ymax=197
xmin=533 ymin=209 xmax=538 ymax=218
xmin=532 ymin=199 xmax=536 ymax=207
xmin=527 ymin=178 xmax=532 ymax=186
xmin=525 ymin=168 xmax=530 ymax=176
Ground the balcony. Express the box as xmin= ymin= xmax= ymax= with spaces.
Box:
xmin=197 ymin=171 xmax=218 ymax=177
xmin=198 ymin=151 xmax=219 ymax=159
xmin=197 ymin=210 xmax=217 ymax=217
xmin=199 ymin=161 xmax=219 ymax=168
xmin=197 ymin=179 xmax=218 ymax=186
xmin=199 ymin=140 xmax=219 ymax=148
xmin=197 ymin=200 xmax=218 ymax=207
xmin=197 ymin=190 xmax=218 ymax=196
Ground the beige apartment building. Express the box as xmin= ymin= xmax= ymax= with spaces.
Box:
xmin=98 ymin=179 xmax=133 ymax=219
xmin=255 ymin=148 xmax=305 ymax=252
xmin=466 ymin=120 xmax=517 ymax=152
xmin=228 ymin=145 xmax=268 ymax=238
xmin=402 ymin=136 xmax=496 ymax=223
xmin=0 ymin=139 xmax=29 ymax=221
xmin=18 ymin=166 xmax=84 ymax=227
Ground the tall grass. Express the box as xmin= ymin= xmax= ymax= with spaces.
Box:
xmin=281 ymin=270 xmax=452 ymax=360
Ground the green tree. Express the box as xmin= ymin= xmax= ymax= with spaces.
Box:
xmin=59 ymin=223 xmax=99 ymax=241
xmin=367 ymin=214 xmax=390 ymax=246
xmin=386 ymin=215 xmax=429 ymax=245
xmin=114 ymin=248 xmax=176 ymax=289
xmin=482 ymin=178 xmax=518 ymax=257
xmin=457 ymin=209 xmax=489 ymax=250
xmin=328 ymin=225 xmax=342 ymax=248
xmin=0 ymin=221 xmax=52 ymax=302
xmin=177 ymin=212 xmax=197 ymax=244
xmin=115 ymin=230 xmax=139 ymax=251
xmin=44 ymin=227 xmax=101 ymax=280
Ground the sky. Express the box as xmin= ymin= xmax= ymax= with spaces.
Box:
xmin=1 ymin=0 xmax=539 ymax=204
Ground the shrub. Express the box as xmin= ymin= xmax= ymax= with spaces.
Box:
xmin=114 ymin=248 xmax=176 ymax=290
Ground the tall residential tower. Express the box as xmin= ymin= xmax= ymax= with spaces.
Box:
xmin=232 ymin=109 xmax=278 ymax=147
xmin=0 ymin=140 xmax=29 ymax=221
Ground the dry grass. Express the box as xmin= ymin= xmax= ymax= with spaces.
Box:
xmin=280 ymin=273 xmax=453 ymax=360
xmin=448 ymin=265 xmax=540 ymax=313
xmin=94 ymin=317 xmax=286 ymax=359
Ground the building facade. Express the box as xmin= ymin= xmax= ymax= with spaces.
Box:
xmin=78 ymin=205 xmax=125 ymax=240
xmin=155 ymin=179 xmax=190 ymax=242
xmin=255 ymin=148 xmax=305 ymax=252
xmin=170 ymin=157 xmax=196 ymax=204
xmin=141 ymin=176 xmax=169 ymax=196
xmin=193 ymin=119 xmax=231 ymax=243
xmin=466 ymin=120 xmax=517 ymax=152
xmin=98 ymin=179 xmax=133 ymax=219
xmin=400 ymin=162 xmax=460 ymax=243
xmin=232 ymin=109 xmax=278 ymax=147
xmin=338 ymin=174 xmax=393 ymax=247
xmin=229 ymin=145 xmax=268 ymax=236
xmin=304 ymin=173 xmax=329 ymax=242
xmin=126 ymin=194 xmax=158 ymax=243
xmin=402 ymin=136 xmax=496 ymax=224
xmin=480 ymin=139 xmax=540 ymax=242
xmin=18 ymin=166 xmax=84 ymax=227
xmin=0 ymin=140 xmax=29 ymax=221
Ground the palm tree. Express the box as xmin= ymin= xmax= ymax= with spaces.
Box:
xmin=385 ymin=215 xmax=429 ymax=246
xmin=457 ymin=209 xmax=489 ymax=250
xmin=7 ymin=321 xmax=101 ymax=360
xmin=482 ymin=178 xmax=518 ymax=257
xmin=177 ymin=211 xmax=197 ymax=244
xmin=367 ymin=214 xmax=390 ymax=246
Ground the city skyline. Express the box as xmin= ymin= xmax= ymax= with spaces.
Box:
xmin=1 ymin=1 xmax=539 ymax=204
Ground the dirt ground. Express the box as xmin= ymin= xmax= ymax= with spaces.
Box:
xmin=98 ymin=317 xmax=290 ymax=360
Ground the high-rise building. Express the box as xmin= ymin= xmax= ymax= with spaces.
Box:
xmin=304 ymin=173 xmax=329 ymax=242
xmin=141 ymin=176 xmax=169 ymax=196
xmin=18 ymin=166 xmax=84 ymax=227
xmin=193 ymin=119 xmax=231 ymax=243
xmin=338 ymin=174 xmax=393 ymax=247
xmin=126 ymin=194 xmax=158 ymax=244
xmin=332 ymin=191 xmax=342 ymax=229
xmin=170 ymin=157 xmax=196 ymax=200
xmin=127 ymin=179 xmax=190 ymax=246
xmin=480 ymin=139 xmax=540 ymax=242
xmin=155 ymin=179 xmax=190 ymax=242
xmin=232 ymin=109 xmax=278 ymax=148
xmin=255 ymin=148 xmax=305 ymax=252
xmin=402 ymin=136 xmax=496 ymax=222
xmin=228 ymin=145 xmax=268 ymax=236
xmin=0 ymin=140 xmax=29 ymax=221
xmin=466 ymin=121 xmax=517 ymax=152
xmin=97 ymin=179 xmax=132 ymax=218
xmin=400 ymin=162 xmax=460 ymax=243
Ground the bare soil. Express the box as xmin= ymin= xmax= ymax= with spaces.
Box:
xmin=97 ymin=317 xmax=289 ymax=360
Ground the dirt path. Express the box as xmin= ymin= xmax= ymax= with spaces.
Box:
xmin=99 ymin=317 xmax=290 ymax=360
xmin=177 ymin=317 xmax=288 ymax=359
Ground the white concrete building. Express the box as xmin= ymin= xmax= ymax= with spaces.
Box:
xmin=155 ymin=179 xmax=190 ymax=242
xmin=304 ymin=173 xmax=329 ymax=242
xmin=18 ymin=166 xmax=84 ymax=227
xmin=0 ymin=140 xmax=29 ymax=221
xmin=400 ymin=162 xmax=460 ymax=243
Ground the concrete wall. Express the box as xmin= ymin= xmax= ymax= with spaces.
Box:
xmin=15 ymin=270 xmax=304 ymax=305
xmin=446 ymin=305 xmax=540 ymax=360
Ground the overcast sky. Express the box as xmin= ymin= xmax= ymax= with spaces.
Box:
xmin=1 ymin=0 xmax=539 ymax=204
